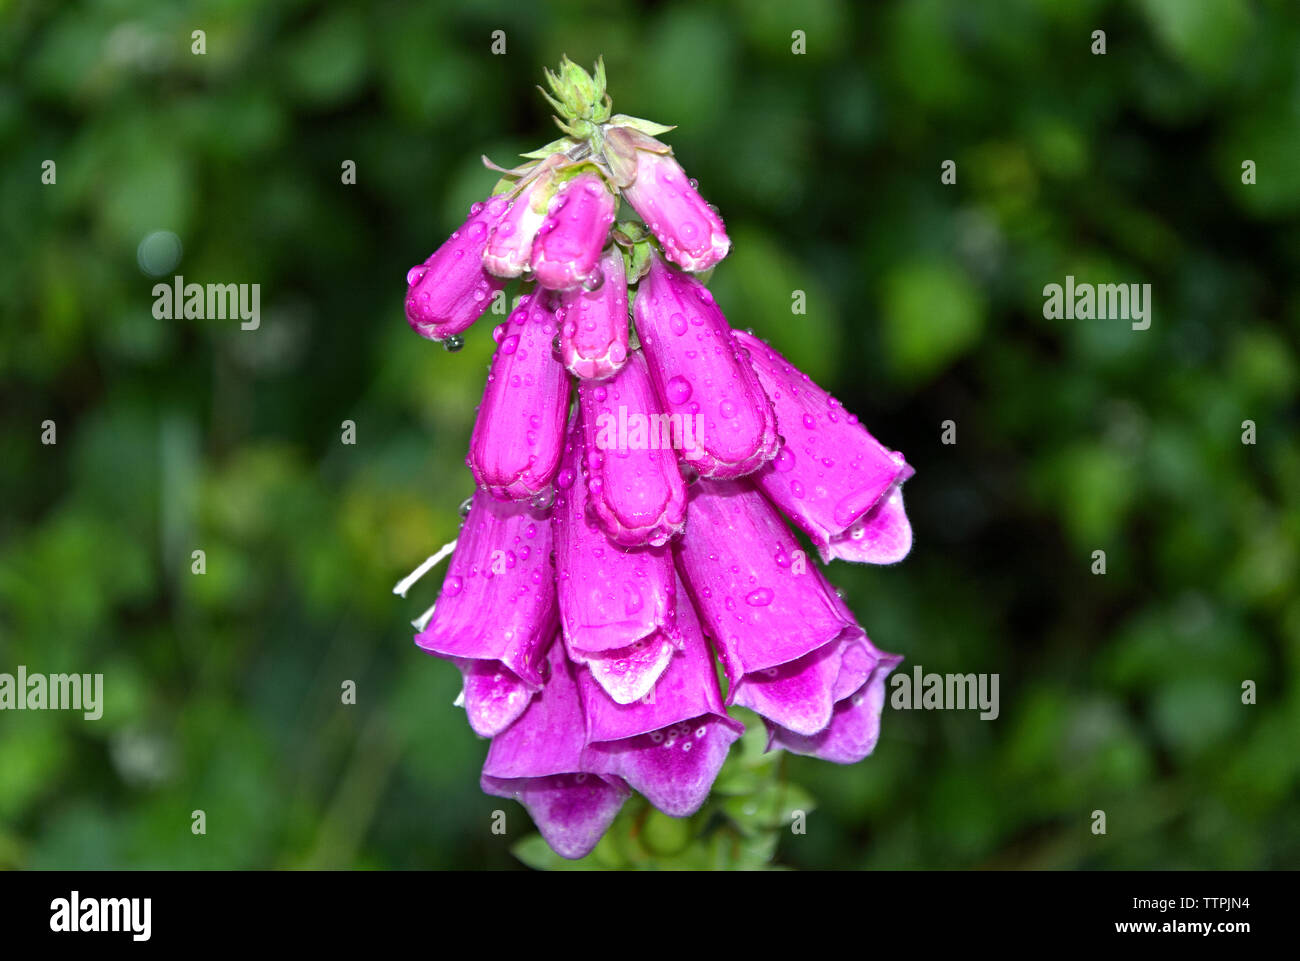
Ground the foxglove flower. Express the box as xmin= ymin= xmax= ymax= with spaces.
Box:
xmin=415 ymin=492 xmax=557 ymax=736
xmin=635 ymin=254 xmax=778 ymax=478
xmin=468 ymin=293 xmax=570 ymax=500
xmin=400 ymin=56 xmax=914 ymax=861
xmin=614 ymin=131 xmax=730 ymax=272
xmin=482 ymin=155 xmax=564 ymax=278
xmin=482 ymin=640 xmax=629 ymax=859
xmin=734 ymin=329 xmax=914 ymax=563
xmin=554 ymin=416 xmax=679 ymax=704
xmin=531 ymin=173 xmax=617 ymax=290
xmin=404 ymin=196 xmax=508 ymax=342
xmin=558 ymin=245 xmax=630 ymax=380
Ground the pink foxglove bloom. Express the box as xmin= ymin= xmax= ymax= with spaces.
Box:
xmin=618 ymin=141 xmax=730 ymax=272
xmin=400 ymin=57 xmax=914 ymax=860
xmin=558 ymin=245 xmax=630 ymax=380
xmin=578 ymin=350 xmax=687 ymax=548
xmin=531 ymin=173 xmax=617 ymax=290
xmin=554 ymin=416 xmax=679 ymax=704
xmin=635 ymin=254 xmax=778 ymax=478
xmin=735 ymin=328 xmax=914 ymax=562
xmin=404 ymin=196 xmax=508 ymax=342
xmin=468 ymin=293 xmax=570 ymax=500
xmin=481 ymin=641 xmax=629 ymax=859
xmin=414 ymin=492 xmax=557 ymax=736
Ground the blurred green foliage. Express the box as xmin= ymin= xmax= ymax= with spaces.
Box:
xmin=1 ymin=0 xmax=1298 ymax=869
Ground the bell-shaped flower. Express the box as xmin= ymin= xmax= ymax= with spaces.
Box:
xmin=404 ymin=196 xmax=508 ymax=342
xmin=468 ymin=293 xmax=570 ymax=500
xmin=481 ymin=640 xmax=629 ymax=859
xmin=414 ymin=491 xmax=557 ymax=736
xmin=531 ymin=172 xmax=617 ymax=291
xmin=615 ymin=135 xmax=729 ymax=272
xmin=580 ymin=581 xmax=744 ymax=816
xmin=733 ymin=329 xmax=913 ymax=563
xmin=558 ymin=245 xmax=630 ymax=380
xmin=634 ymin=255 xmax=777 ymax=478
xmin=674 ymin=478 xmax=894 ymax=736
xmin=577 ymin=349 xmax=687 ymax=547
xmin=553 ymin=417 xmax=679 ymax=703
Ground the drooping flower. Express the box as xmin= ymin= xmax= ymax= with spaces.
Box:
xmin=400 ymin=56 xmax=914 ymax=861
xmin=414 ymin=492 xmax=557 ymax=737
xmin=531 ymin=172 xmax=617 ymax=290
xmin=634 ymin=253 xmax=778 ymax=478
xmin=576 ymin=349 xmax=687 ymax=548
xmin=734 ymin=328 xmax=913 ymax=562
xmin=481 ymin=640 xmax=629 ymax=859
xmin=553 ymin=415 xmax=679 ymax=704
xmin=467 ymin=293 xmax=570 ymax=500
xmin=612 ymin=128 xmax=730 ymax=272
xmin=404 ymin=196 xmax=508 ymax=342
xmin=558 ymin=245 xmax=630 ymax=380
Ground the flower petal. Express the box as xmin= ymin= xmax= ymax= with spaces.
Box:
xmin=468 ymin=293 xmax=570 ymax=499
xmin=582 ymin=715 xmax=740 ymax=818
xmin=480 ymin=772 xmax=629 ymax=860
xmin=822 ymin=481 xmax=914 ymax=565
xmin=481 ymin=639 xmax=628 ymax=859
xmin=558 ymin=245 xmax=630 ymax=380
xmin=733 ymin=329 xmax=911 ymax=558
xmin=454 ymin=658 xmax=534 ymax=737
xmin=674 ymin=478 xmax=858 ymax=681
xmin=568 ymin=634 xmax=677 ymax=705
xmin=620 ymin=150 xmax=729 ymax=272
xmin=404 ymin=196 xmax=507 ymax=341
xmin=635 ymin=256 xmax=777 ymax=478
xmin=554 ymin=415 xmax=677 ymax=655
xmin=414 ymin=492 xmax=556 ymax=689
xmin=767 ymin=650 xmax=902 ymax=764
xmin=581 ymin=592 xmax=743 ymax=817
xmin=531 ymin=173 xmax=617 ymax=290
xmin=578 ymin=577 xmax=729 ymax=742
xmin=577 ymin=350 xmax=687 ymax=547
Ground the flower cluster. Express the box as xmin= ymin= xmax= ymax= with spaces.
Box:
xmin=400 ymin=58 xmax=913 ymax=859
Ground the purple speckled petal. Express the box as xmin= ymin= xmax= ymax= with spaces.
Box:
xmin=674 ymin=478 xmax=859 ymax=681
xmin=558 ymin=245 xmax=630 ymax=380
xmin=531 ymin=173 xmax=617 ymax=291
xmin=453 ymin=657 xmax=534 ymax=737
xmin=481 ymin=772 xmax=629 ymax=859
xmin=581 ymin=590 xmax=743 ymax=817
xmin=620 ymin=149 xmax=730 ymax=272
xmin=554 ymin=416 xmax=677 ymax=654
xmin=414 ymin=491 xmax=556 ymax=689
xmin=468 ymin=293 xmax=570 ymax=500
xmin=733 ymin=329 xmax=911 ymax=559
xmin=577 ymin=350 xmax=687 ymax=547
xmin=404 ymin=196 xmax=507 ymax=342
xmin=481 ymin=642 xmax=628 ymax=859
xmin=823 ymin=481 xmax=914 ymax=565
xmin=767 ymin=649 xmax=903 ymax=764
xmin=578 ymin=576 xmax=728 ymax=742
xmin=635 ymin=255 xmax=777 ymax=479
xmin=568 ymin=634 xmax=677 ymax=705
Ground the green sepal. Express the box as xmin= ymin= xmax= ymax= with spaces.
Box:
xmin=607 ymin=113 xmax=676 ymax=137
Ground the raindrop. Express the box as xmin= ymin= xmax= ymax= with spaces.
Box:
xmin=443 ymin=335 xmax=465 ymax=353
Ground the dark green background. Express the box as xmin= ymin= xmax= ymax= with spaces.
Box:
xmin=1 ymin=0 xmax=1297 ymax=869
